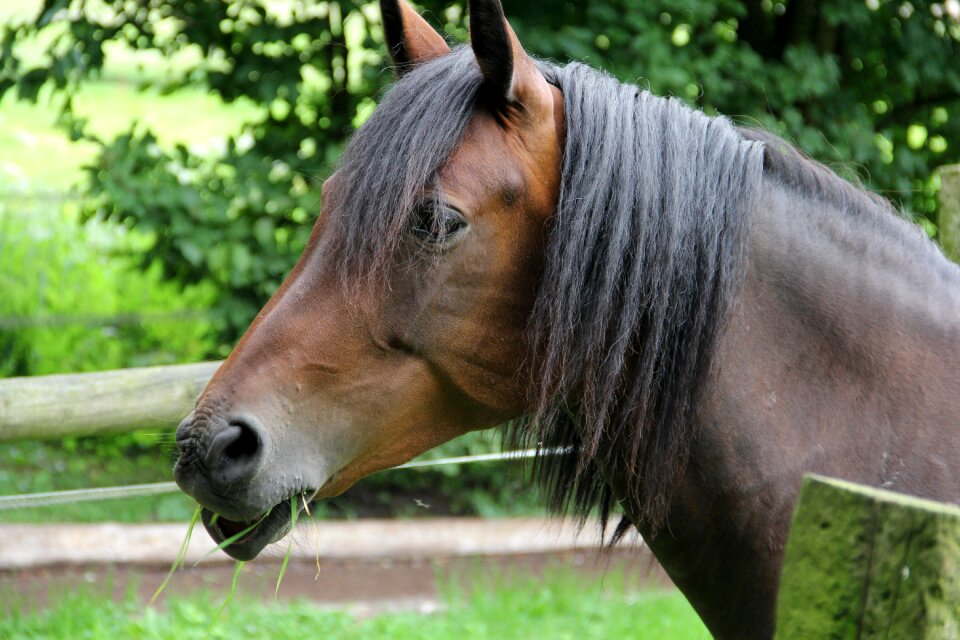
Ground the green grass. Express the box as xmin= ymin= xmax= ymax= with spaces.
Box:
xmin=0 ymin=437 xmax=197 ymax=523
xmin=0 ymin=0 xmax=260 ymax=192
xmin=0 ymin=0 xmax=41 ymax=22
xmin=0 ymin=83 xmax=259 ymax=192
xmin=0 ymin=570 xmax=710 ymax=639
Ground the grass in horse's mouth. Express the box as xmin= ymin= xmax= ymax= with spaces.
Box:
xmin=151 ymin=504 xmax=202 ymax=603
xmin=202 ymin=508 xmax=274 ymax=556
xmin=274 ymin=496 xmax=300 ymax=596
xmin=211 ymin=512 xmax=265 ymax=542
xmin=152 ymin=494 xmax=311 ymax=623
xmin=204 ymin=490 xmax=316 ymax=552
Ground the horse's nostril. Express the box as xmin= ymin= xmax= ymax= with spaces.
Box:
xmin=203 ymin=418 xmax=265 ymax=487
xmin=224 ymin=420 xmax=261 ymax=461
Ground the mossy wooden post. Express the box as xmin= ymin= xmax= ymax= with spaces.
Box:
xmin=0 ymin=361 xmax=221 ymax=441
xmin=775 ymin=475 xmax=960 ymax=639
xmin=939 ymin=164 xmax=960 ymax=262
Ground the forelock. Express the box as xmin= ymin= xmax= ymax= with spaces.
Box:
xmin=328 ymin=46 xmax=484 ymax=285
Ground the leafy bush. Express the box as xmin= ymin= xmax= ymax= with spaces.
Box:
xmin=3 ymin=1 xmax=958 ymax=345
xmin=511 ymin=0 xmax=959 ymax=224
xmin=0 ymin=195 xmax=217 ymax=376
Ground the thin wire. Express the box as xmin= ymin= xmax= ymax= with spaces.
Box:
xmin=0 ymin=482 xmax=179 ymax=510
xmin=0 ymin=447 xmax=569 ymax=511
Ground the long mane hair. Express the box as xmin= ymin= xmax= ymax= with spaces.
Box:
xmin=519 ymin=62 xmax=763 ymax=531
xmin=328 ymin=47 xmax=804 ymax=531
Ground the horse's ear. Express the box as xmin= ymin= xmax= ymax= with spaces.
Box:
xmin=380 ymin=0 xmax=450 ymax=76
xmin=468 ymin=0 xmax=551 ymax=113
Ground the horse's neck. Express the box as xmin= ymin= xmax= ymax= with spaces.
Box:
xmin=748 ymin=181 xmax=960 ymax=363
xmin=728 ymin=183 xmax=960 ymax=482
xmin=638 ymin=180 xmax=960 ymax=639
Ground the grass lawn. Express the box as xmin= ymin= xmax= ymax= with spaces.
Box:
xmin=0 ymin=85 xmax=260 ymax=192
xmin=0 ymin=0 xmax=41 ymax=22
xmin=0 ymin=81 xmax=260 ymax=193
xmin=1 ymin=570 xmax=710 ymax=639
xmin=0 ymin=0 xmax=260 ymax=192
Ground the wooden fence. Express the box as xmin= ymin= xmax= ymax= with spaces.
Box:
xmin=776 ymin=475 xmax=960 ymax=638
xmin=0 ymin=361 xmax=220 ymax=441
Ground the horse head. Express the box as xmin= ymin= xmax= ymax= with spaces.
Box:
xmin=173 ymin=0 xmax=565 ymax=560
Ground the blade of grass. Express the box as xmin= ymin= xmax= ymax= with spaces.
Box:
xmin=302 ymin=494 xmax=322 ymax=579
xmin=195 ymin=508 xmax=272 ymax=564
xmin=274 ymin=496 xmax=300 ymax=597
xmin=151 ymin=504 xmax=201 ymax=603
xmin=208 ymin=560 xmax=245 ymax=632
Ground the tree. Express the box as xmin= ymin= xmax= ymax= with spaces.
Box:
xmin=512 ymin=0 xmax=960 ymax=222
xmin=2 ymin=0 xmax=958 ymax=349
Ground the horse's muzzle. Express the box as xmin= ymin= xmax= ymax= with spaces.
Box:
xmin=173 ymin=411 xmax=269 ymax=521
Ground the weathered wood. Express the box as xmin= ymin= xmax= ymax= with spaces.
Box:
xmin=938 ymin=164 xmax=960 ymax=262
xmin=0 ymin=362 xmax=221 ymax=441
xmin=776 ymin=475 xmax=960 ymax=639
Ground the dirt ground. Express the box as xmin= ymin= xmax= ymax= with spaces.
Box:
xmin=4 ymin=548 xmax=673 ymax=614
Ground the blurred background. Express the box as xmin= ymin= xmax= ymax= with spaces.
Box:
xmin=0 ymin=0 xmax=958 ymax=637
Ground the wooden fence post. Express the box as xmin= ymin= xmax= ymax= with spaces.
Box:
xmin=0 ymin=361 xmax=221 ymax=441
xmin=775 ymin=475 xmax=960 ymax=638
xmin=938 ymin=164 xmax=960 ymax=262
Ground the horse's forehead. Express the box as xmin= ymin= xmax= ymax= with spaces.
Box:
xmin=437 ymin=111 xmax=539 ymax=209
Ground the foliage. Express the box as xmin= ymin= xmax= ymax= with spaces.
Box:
xmin=510 ymin=0 xmax=960 ymax=224
xmin=0 ymin=570 xmax=709 ymax=639
xmin=0 ymin=197 xmax=217 ymax=377
xmin=2 ymin=0 xmax=412 ymax=346
xmin=0 ymin=0 xmax=957 ymax=351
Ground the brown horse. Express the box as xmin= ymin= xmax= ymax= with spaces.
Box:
xmin=173 ymin=1 xmax=960 ymax=637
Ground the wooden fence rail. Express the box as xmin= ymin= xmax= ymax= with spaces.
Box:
xmin=0 ymin=361 xmax=220 ymax=442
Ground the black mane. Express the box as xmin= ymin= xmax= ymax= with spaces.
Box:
xmin=329 ymin=47 xmax=903 ymax=531
xmin=520 ymin=61 xmax=762 ymax=531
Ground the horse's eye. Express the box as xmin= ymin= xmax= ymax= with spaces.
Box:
xmin=408 ymin=202 xmax=468 ymax=247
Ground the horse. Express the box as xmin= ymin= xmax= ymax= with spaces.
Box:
xmin=172 ymin=1 xmax=960 ymax=637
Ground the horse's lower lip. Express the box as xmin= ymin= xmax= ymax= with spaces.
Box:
xmin=200 ymin=493 xmax=313 ymax=561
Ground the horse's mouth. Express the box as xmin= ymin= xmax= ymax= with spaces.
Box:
xmin=200 ymin=494 xmax=313 ymax=561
